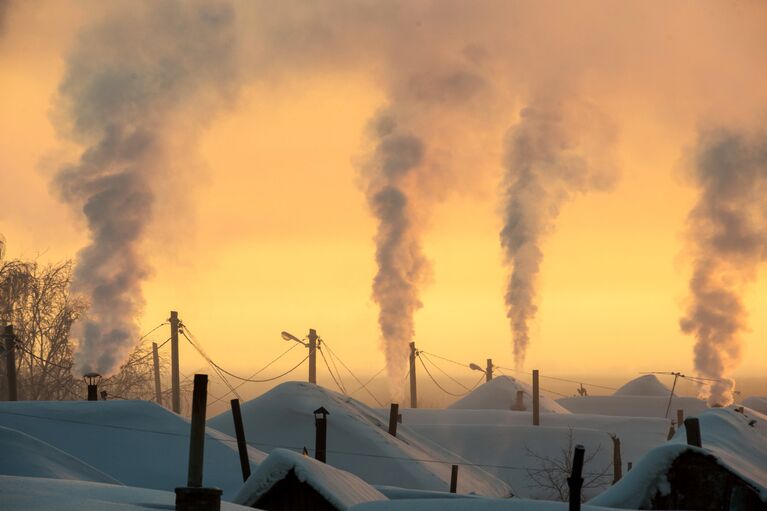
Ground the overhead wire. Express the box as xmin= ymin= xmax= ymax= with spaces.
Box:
xmin=322 ymin=340 xmax=384 ymax=407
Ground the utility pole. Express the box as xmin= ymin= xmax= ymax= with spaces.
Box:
xmin=664 ymin=372 xmax=681 ymax=419
xmin=532 ymin=369 xmax=540 ymax=426
xmin=409 ymin=342 xmax=418 ymax=408
xmin=152 ymin=342 xmax=163 ymax=406
xmin=307 ymin=329 xmax=318 ymax=384
xmin=170 ymin=311 xmax=181 ymax=414
xmin=4 ymin=325 xmax=17 ymax=401
xmin=485 ymin=358 xmax=493 ymax=382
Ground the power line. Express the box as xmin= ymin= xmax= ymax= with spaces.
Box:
xmin=420 ymin=353 xmax=471 ymax=391
xmin=318 ymin=347 xmax=346 ymax=394
xmin=322 ymin=340 xmax=384 ymax=407
xmin=348 ymin=366 xmax=386 ymax=396
xmin=417 ymin=354 xmax=473 ymax=398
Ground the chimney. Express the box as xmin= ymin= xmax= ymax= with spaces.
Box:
xmin=512 ymin=390 xmax=526 ymax=411
xmin=83 ymin=372 xmax=102 ymax=401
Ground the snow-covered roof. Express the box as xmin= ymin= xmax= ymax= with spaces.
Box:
xmin=0 ymin=475 xmax=253 ymax=511
xmin=233 ymin=448 xmax=386 ymax=510
xmin=0 ymin=400 xmax=265 ymax=497
xmin=590 ymin=407 xmax=767 ymax=508
xmin=612 ymin=374 xmax=669 ymax=397
xmin=448 ymin=376 xmax=570 ymax=413
xmin=557 ymin=394 xmax=707 ymax=418
xmin=742 ymin=396 xmax=767 ymax=415
xmin=0 ymin=425 xmax=120 ymax=484
xmin=208 ymin=381 xmax=511 ymax=497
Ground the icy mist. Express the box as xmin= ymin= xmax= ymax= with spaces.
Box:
xmin=54 ymin=1 xmax=239 ymax=375
xmin=680 ymin=126 xmax=767 ymax=405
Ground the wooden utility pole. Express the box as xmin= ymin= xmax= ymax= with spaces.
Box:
xmin=611 ymin=435 xmax=622 ymax=484
xmin=409 ymin=342 xmax=418 ymax=408
xmin=170 ymin=311 xmax=181 ymax=414
xmin=230 ymin=399 xmax=251 ymax=482
xmin=388 ymin=403 xmax=399 ymax=437
xmin=3 ymin=325 xmax=17 ymax=401
xmin=450 ymin=465 xmax=459 ymax=493
xmin=664 ymin=372 xmax=681 ymax=419
xmin=567 ymin=444 xmax=585 ymax=511
xmin=175 ymin=374 xmax=221 ymax=511
xmin=152 ymin=342 xmax=163 ymax=406
xmin=485 ymin=359 xmax=493 ymax=382
xmin=532 ymin=369 xmax=540 ymax=426
xmin=308 ymin=329 xmax=318 ymax=384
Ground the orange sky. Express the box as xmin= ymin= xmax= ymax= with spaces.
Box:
xmin=1 ymin=1 xmax=767 ymax=407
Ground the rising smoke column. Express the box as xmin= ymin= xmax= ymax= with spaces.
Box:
xmin=364 ymin=113 xmax=430 ymax=387
xmin=680 ymin=127 xmax=767 ymax=406
xmin=500 ymin=101 xmax=615 ymax=367
xmin=53 ymin=1 xmax=238 ymax=375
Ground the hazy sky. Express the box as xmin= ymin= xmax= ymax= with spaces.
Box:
xmin=1 ymin=1 xmax=767 ymax=406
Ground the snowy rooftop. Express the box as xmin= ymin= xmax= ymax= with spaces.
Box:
xmin=233 ymin=448 xmax=387 ymax=510
xmin=448 ymin=375 xmax=570 ymax=413
xmin=612 ymin=374 xmax=669 ymax=397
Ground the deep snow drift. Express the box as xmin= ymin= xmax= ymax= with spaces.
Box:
xmin=612 ymin=375 xmax=669 ymax=397
xmin=208 ymin=381 xmax=511 ymax=496
xmin=448 ymin=375 xmax=570 ymax=413
xmin=0 ymin=400 xmax=265 ymax=497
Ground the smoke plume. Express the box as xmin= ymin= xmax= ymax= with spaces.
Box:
xmin=680 ymin=126 xmax=767 ymax=405
xmin=500 ymin=100 xmax=615 ymax=367
xmin=54 ymin=1 xmax=239 ymax=375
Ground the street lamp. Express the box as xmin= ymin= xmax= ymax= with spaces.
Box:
xmin=469 ymin=363 xmax=483 ymax=372
xmin=281 ymin=331 xmax=308 ymax=346
xmin=83 ymin=372 xmax=102 ymax=401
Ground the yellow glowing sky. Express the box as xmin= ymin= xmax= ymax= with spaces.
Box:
xmin=1 ymin=1 xmax=766 ymax=408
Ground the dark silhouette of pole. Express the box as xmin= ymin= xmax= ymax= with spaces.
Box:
xmin=175 ymin=373 xmax=221 ymax=511
xmin=230 ymin=399 xmax=251 ymax=482
xmin=450 ymin=465 xmax=459 ymax=493
xmin=611 ymin=435 xmax=622 ymax=484
xmin=388 ymin=403 xmax=399 ymax=437
xmin=409 ymin=342 xmax=418 ymax=408
xmin=152 ymin=341 xmax=163 ymax=406
xmin=314 ymin=407 xmax=329 ymax=463
xmin=3 ymin=325 xmax=17 ymax=401
xmin=308 ymin=329 xmax=318 ymax=384
xmin=170 ymin=311 xmax=181 ymax=414
xmin=568 ymin=444 xmax=585 ymax=511
xmin=532 ymin=369 xmax=540 ymax=426
xmin=684 ymin=417 xmax=702 ymax=447
xmin=664 ymin=372 xmax=681 ymax=419
xmin=676 ymin=409 xmax=684 ymax=428
xmin=486 ymin=359 xmax=493 ymax=382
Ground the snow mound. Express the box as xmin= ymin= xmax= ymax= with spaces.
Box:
xmin=234 ymin=448 xmax=386 ymax=510
xmin=557 ymin=395 xmax=707 ymax=418
xmin=0 ymin=475 xmax=253 ymax=511
xmin=0 ymin=400 xmax=265 ymax=497
xmin=742 ymin=396 xmax=767 ymax=415
xmin=448 ymin=376 xmax=569 ymax=413
xmin=0 ymin=425 xmax=120 ymax=484
xmin=591 ymin=407 xmax=767 ymax=507
xmin=612 ymin=375 xmax=669 ymax=397
xmin=208 ymin=381 xmax=511 ymax=497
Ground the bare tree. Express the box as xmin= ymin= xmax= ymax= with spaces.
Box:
xmin=524 ymin=428 xmax=612 ymax=502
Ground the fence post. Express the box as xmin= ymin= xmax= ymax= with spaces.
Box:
xmin=532 ymin=369 xmax=540 ymax=426
xmin=152 ymin=341 xmax=163 ymax=406
xmin=388 ymin=403 xmax=399 ymax=437
xmin=684 ymin=417 xmax=702 ymax=448
xmin=175 ymin=374 xmax=222 ymax=511
xmin=3 ymin=325 xmax=17 ymax=401
xmin=611 ymin=435 xmax=622 ymax=484
xmin=450 ymin=465 xmax=459 ymax=493
xmin=567 ymin=444 xmax=585 ymax=511
xmin=230 ymin=399 xmax=251 ymax=482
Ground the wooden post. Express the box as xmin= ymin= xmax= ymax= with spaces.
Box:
xmin=513 ymin=390 xmax=526 ymax=411
xmin=308 ymin=329 xmax=318 ymax=384
xmin=3 ymin=325 xmax=17 ymax=401
xmin=684 ymin=417 xmax=702 ymax=447
xmin=314 ymin=406 xmax=329 ymax=463
xmin=486 ymin=359 xmax=493 ymax=382
xmin=187 ymin=374 xmax=208 ymax=487
xmin=170 ymin=311 xmax=181 ymax=414
xmin=152 ymin=342 xmax=163 ymax=406
xmin=230 ymin=399 xmax=251 ymax=482
xmin=388 ymin=403 xmax=399 ymax=437
xmin=450 ymin=465 xmax=458 ymax=493
xmin=175 ymin=374 xmax=222 ymax=511
xmin=567 ymin=444 xmax=585 ymax=511
xmin=611 ymin=435 xmax=622 ymax=484
xmin=409 ymin=342 xmax=418 ymax=409
xmin=532 ymin=369 xmax=540 ymax=426
xmin=676 ymin=409 xmax=684 ymax=428
xmin=627 ymin=461 xmax=633 ymax=471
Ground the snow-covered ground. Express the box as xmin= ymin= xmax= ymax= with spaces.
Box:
xmin=208 ymin=381 xmax=511 ymax=496
xmin=0 ymin=475 xmax=254 ymax=511
xmin=0 ymin=400 xmax=265 ymax=497
xmin=349 ymin=498 xmax=622 ymax=510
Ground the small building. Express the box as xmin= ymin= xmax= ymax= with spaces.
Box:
xmin=591 ymin=407 xmax=767 ymax=510
xmin=232 ymin=448 xmax=387 ymax=511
